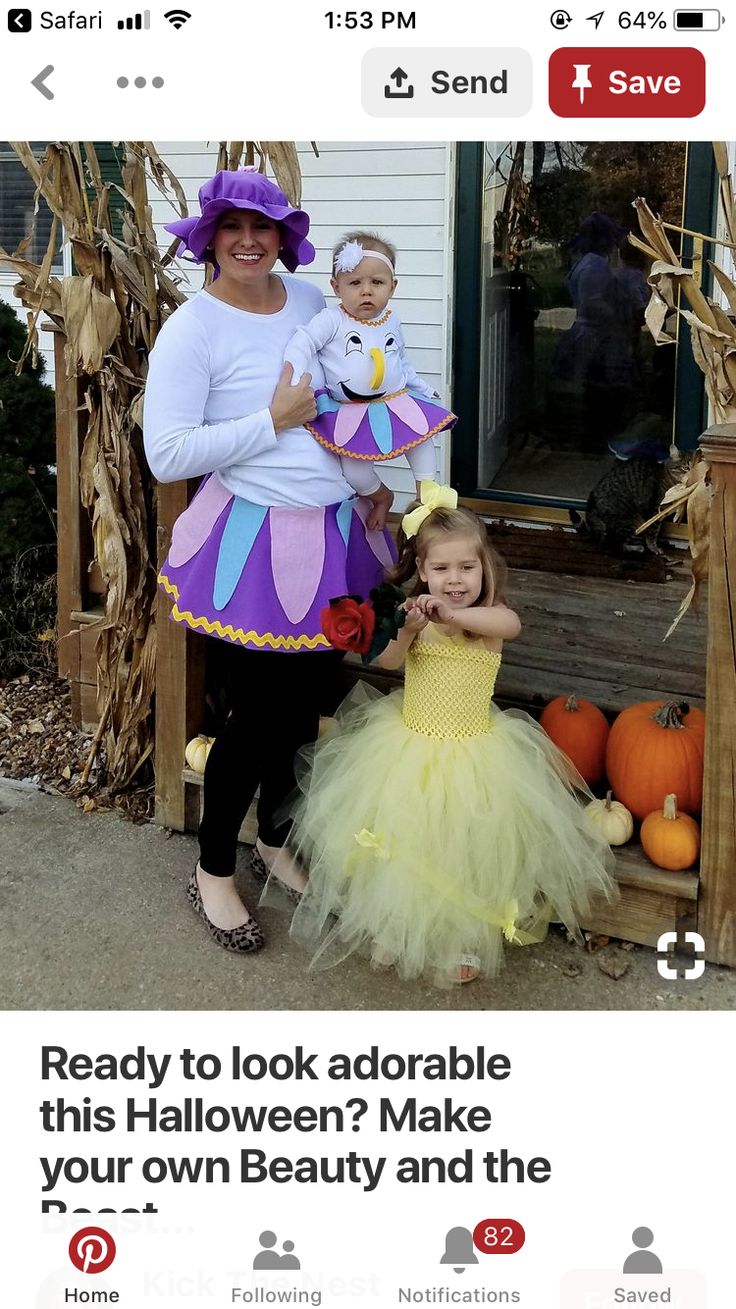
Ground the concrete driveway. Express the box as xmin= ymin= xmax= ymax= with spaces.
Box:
xmin=2 ymin=777 xmax=734 ymax=1012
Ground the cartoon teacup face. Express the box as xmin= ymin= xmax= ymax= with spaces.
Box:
xmin=326 ymin=322 xmax=405 ymax=401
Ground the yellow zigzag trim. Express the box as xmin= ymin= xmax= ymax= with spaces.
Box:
xmin=340 ymin=305 xmax=392 ymax=326
xmin=158 ymin=572 xmax=330 ymax=651
xmin=304 ymin=410 xmax=457 ymax=461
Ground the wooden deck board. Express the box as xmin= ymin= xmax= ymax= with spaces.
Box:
xmin=498 ymin=568 xmax=706 ymax=712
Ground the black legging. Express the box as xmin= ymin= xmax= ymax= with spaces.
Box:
xmin=198 ymin=643 xmax=343 ymax=877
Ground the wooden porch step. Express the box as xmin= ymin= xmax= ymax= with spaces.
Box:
xmin=580 ymin=846 xmax=698 ymax=949
xmin=502 ymin=568 xmax=706 ymax=713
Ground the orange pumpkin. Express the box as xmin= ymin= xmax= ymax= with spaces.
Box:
xmin=605 ymin=699 xmax=705 ymax=821
xmin=539 ymin=694 xmax=610 ymax=786
xmin=641 ymin=793 xmax=701 ymax=870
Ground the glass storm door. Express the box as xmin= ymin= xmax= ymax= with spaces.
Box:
xmin=452 ymin=141 xmax=714 ymax=512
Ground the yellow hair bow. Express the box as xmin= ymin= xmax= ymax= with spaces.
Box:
xmin=401 ymin=480 xmax=458 ymax=539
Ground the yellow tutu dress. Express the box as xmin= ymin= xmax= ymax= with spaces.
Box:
xmin=286 ymin=625 xmax=616 ymax=983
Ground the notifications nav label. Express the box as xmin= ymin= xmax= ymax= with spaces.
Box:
xmin=549 ymin=47 xmax=706 ymax=117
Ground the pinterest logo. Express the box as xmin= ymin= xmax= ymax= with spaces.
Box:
xmin=69 ymin=1228 xmax=116 ymax=1274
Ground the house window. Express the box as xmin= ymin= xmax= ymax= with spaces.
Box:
xmin=453 ymin=141 xmax=712 ymax=512
xmin=0 ymin=142 xmax=63 ymax=271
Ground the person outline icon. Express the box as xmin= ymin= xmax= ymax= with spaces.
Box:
xmin=623 ymin=1227 xmax=663 ymax=1274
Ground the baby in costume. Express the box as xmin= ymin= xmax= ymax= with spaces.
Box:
xmin=282 ymin=482 xmax=616 ymax=986
xmin=283 ymin=232 xmax=457 ymax=530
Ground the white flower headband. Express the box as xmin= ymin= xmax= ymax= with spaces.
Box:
xmin=334 ymin=239 xmax=395 ymax=276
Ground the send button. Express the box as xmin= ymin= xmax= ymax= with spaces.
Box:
xmin=432 ymin=68 xmax=510 ymax=96
xmin=363 ymin=48 xmax=533 ymax=117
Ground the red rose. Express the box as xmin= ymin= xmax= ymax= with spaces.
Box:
xmin=321 ymin=596 xmax=376 ymax=654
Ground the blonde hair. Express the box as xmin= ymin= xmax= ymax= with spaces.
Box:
xmin=332 ymin=230 xmax=397 ymax=276
xmin=389 ymin=505 xmax=507 ymax=609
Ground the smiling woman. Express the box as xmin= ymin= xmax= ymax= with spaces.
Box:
xmin=211 ymin=211 xmax=283 ymax=298
xmin=143 ymin=168 xmax=396 ymax=956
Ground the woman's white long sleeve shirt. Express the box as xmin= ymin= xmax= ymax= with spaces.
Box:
xmin=142 ymin=276 xmax=354 ymax=509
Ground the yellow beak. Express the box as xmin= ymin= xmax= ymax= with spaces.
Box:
xmin=369 ymin=348 xmax=385 ymax=391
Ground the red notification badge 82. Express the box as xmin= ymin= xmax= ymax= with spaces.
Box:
xmin=473 ymin=1219 xmax=526 ymax=1255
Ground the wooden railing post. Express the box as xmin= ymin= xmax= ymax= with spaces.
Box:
xmin=154 ymin=480 xmax=205 ymax=831
xmin=697 ymin=424 xmax=736 ymax=966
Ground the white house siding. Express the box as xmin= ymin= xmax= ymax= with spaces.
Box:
xmin=151 ymin=141 xmax=455 ymax=502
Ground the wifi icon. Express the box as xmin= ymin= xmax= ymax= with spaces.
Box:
xmin=165 ymin=8 xmax=191 ymax=27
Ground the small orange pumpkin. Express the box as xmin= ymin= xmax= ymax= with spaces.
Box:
xmin=640 ymin=793 xmax=701 ymax=870
xmin=605 ymin=699 xmax=705 ymax=821
xmin=539 ymin=694 xmax=610 ymax=786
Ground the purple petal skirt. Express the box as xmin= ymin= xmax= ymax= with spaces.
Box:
xmin=157 ymin=475 xmax=396 ymax=652
xmin=305 ymin=388 xmax=457 ymax=461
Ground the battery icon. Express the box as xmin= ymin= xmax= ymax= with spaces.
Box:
xmin=674 ymin=9 xmax=723 ymax=28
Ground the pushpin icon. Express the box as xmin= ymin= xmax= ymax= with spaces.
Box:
xmin=572 ymin=63 xmax=592 ymax=103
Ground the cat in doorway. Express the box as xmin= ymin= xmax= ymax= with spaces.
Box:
xmin=570 ymin=451 xmax=688 ymax=555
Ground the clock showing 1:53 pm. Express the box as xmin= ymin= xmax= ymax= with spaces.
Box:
xmin=324 ymin=10 xmax=417 ymax=29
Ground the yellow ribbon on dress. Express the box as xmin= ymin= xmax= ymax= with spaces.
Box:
xmin=346 ymin=832 xmax=537 ymax=945
xmin=354 ymin=828 xmax=389 ymax=858
xmin=401 ymin=480 xmax=458 ymax=539
xmin=345 ymin=829 xmax=391 ymax=875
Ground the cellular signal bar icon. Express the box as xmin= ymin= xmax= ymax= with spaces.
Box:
xmin=118 ymin=9 xmax=150 ymax=28
xmin=165 ymin=8 xmax=191 ymax=26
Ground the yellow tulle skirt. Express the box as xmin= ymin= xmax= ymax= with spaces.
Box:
xmin=281 ymin=684 xmax=616 ymax=985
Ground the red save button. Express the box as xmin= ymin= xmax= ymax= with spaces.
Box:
xmin=549 ymin=47 xmax=705 ymax=117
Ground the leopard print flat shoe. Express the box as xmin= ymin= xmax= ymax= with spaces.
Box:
xmin=249 ymin=846 xmax=304 ymax=905
xmin=186 ymin=868 xmax=264 ymax=954
xmin=249 ymin=847 xmax=269 ymax=884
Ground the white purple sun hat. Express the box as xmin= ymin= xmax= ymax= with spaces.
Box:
xmin=165 ymin=167 xmax=315 ymax=272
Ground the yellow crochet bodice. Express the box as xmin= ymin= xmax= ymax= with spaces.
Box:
xmin=402 ymin=627 xmax=501 ymax=740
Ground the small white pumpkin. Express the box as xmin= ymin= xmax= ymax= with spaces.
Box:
xmin=185 ymin=734 xmax=215 ymax=774
xmin=586 ymin=790 xmax=634 ymax=846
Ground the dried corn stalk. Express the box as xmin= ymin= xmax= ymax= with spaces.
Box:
xmin=0 ymin=141 xmax=305 ymax=796
xmin=636 ymin=454 xmax=711 ymax=640
xmin=632 ymin=146 xmax=736 ymax=633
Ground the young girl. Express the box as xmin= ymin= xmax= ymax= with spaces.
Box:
xmin=279 ymin=482 xmax=615 ymax=986
xmin=283 ymin=232 xmax=457 ymax=530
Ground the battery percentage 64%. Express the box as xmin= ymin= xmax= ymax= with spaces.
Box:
xmin=619 ymin=10 xmax=667 ymax=26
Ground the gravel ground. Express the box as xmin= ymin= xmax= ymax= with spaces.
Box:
xmin=0 ymin=668 xmax=153 ymax=820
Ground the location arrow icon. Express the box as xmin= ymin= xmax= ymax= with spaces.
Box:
xmin=31 ymin=65 xmax=55 ymax=99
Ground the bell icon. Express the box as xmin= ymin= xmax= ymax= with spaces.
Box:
xmin=440 ymin=1226 xmax=478 ymax=1273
